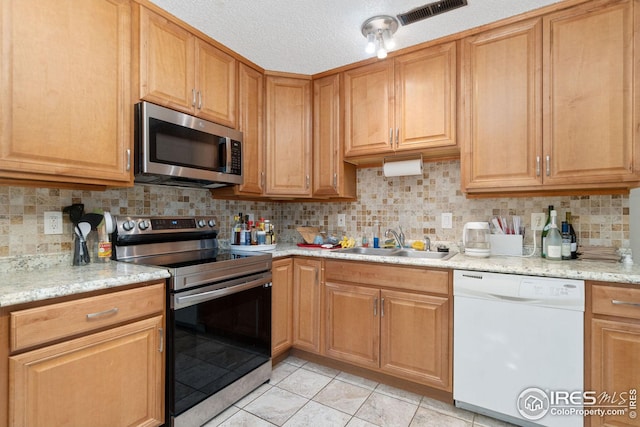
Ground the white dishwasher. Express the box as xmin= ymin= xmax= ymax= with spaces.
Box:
xmin=453 ymin=270 xmax=585 ymax=427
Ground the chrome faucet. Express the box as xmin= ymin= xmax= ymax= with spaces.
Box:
xmin=423 ymin=236 xmax=431 ymax=252
xmin=385 ymin=227 xmax=405 ymax=248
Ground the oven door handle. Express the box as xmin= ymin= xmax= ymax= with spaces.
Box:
xmin=175 ymin=276 xmax=271 ymax=307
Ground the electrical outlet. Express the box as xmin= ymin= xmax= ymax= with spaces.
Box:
xmin=441 ymin=212 xmax=453 ymax=229
xmin=531 ymin=213 xmax=546 ymax=231
xmin=337 ymin=214 xmax=346 ymax=227
xmin=44 ymin=211 xmax=63 ymax=235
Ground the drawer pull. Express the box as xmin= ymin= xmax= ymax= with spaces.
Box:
xmin=158 ymin=328 xmax=164 ymax=353
xmin=86 ymin=307 xmax=119 ymax=320
xmin=612 ymin=300 xmax=640 ymax=308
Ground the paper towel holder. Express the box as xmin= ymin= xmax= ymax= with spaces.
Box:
xmin=383 ymin=154 xmax=423 ymax=177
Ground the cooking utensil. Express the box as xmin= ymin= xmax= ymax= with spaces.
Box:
xmin=81 ymin=213 xmax=103 ymax=230
xmin=63 ymin=204 xmax=85 ymax=225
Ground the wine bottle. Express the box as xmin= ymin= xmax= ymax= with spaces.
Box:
xmin=545 ymin=210 xmax=562 ymax=261
xmin=561 ymin=221 xmax=571 ymax=260
xmin=566 ymin=212 xmax=578 ymax=259
xmin=541 ymin=205 xmax=554 ymax=258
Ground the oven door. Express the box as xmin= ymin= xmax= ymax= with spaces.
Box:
xmin=167 ymin=271 xmax=272 ymax=421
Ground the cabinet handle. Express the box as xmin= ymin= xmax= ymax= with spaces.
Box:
xmin=261 ymin=171 xmax=265 ymax=189
xmin=395 ymin=128 xmax=399 ymax=148
xmin=389 ymin=128 xmax=393 ymax=148
xmin=374 ymin=298 xmax=378 ymax=317
xmin=192 ymin=89 xmax=197 ymax=107
xmin=158 ymin=328 xmax=164 ymax=353
xmin=306 ymin=175 xmax=310 ymax=189
xmin=86 ymin=307 xmax=119 ymax=320
xmin=546 ymin=155 xmax=550 ymax=176
xmin=126 ymin=149 xmax=131 ymax=172
xmin=381 ymin=298 xmax=385 ymax=317
xmin=333 ymin=173 xmax=337 ymax=190
xmin=612 ymin=299 xmax=640 ymax=308
xmin=198 ymin=91 xmax=202 ymax=110
xmin=536 ymin=156 xmax=540 ymax=177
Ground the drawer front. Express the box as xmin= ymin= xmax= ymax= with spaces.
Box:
xmin=592 ymin=284 xmax=640 ymax=320
xmin=325 ymin=260 xmax=449 ymax=295
xmin=11 ymin=282 xmax=165 ymax=352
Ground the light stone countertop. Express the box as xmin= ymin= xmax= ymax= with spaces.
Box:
xmin=270 ymin=243 xmax=640 ymax=285
xmin=3 ymin=242 xmax=639 ymax=309
xmin=0 ymin=261 xmax=170 ymax=308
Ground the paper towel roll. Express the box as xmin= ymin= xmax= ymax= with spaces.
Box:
xmin=383 ymin=158 xmax=423 ymax=177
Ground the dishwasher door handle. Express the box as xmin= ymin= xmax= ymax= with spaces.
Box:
xmin=488 ymin=293 xmax=541 ymax=304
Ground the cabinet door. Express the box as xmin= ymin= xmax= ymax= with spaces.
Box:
xmin=272 ymin=258 xmax=293 ymax=356
xmin=325 ymin=282 xmax=379 ymax=369
xmin=460 ymin=18 xmax=543 ymax=191
xmin=380 ymin=290 xmax=451 ymax=391
xmin=590 ymin=318 xmax=640 ymax=427
xmin=0 ymin=0 xmax=132 ymax=186
xmin=137 ymin=6 xmax=195 ymax=113
xmin=237 ymin=63 xmax=264 ymax=195
xmin=395 ymin=42 xmax=457 ymax=152
xmin=313 ymin=74 xmax=357 ymax=198
xmin=292 ymin=258 xmax=322 ymax=353
xmin=543 ymin=0 xmax=639 ymax=186
xmin=343 ymin=61 xmax=395 ymax=157
xmin=196 ymin=39 xmax=237 ymax=127
xmin=10 ymin=316 xmax=164 ymax=427
xmin=265 ymin=76 xmax=313 ymax=197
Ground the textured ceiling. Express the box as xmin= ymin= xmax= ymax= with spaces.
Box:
xmin=149 ymin=0 xmax=562 ymax=75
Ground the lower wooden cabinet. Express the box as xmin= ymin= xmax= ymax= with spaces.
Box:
xmin=6 ymin=282 xmax=165 ymax=427
xmin=589 ymin=283 xmax=640 ymax=427
xmin=324 ymin=260 xmax=452 ymax=391
xmin=292 ymin=258 xmax=322 ymax=353
xmin=10 ymin=316 xmax=164 ymax=427
xmin=272 ymin=258 xmax=294 ymax=356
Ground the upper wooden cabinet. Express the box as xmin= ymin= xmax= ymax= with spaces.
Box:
xmin=462 ymin=0 xmax=640 ymax=194
xmin=313 ymin=74 xmax=357 ymax=199
xmin=265 ymin=75 xmax=313 ymax=197
xmin=460 ymin=18 xmax=543 ymax=191
xmin=343 ymin=42 xmax=458 ymax=162
xmin=135 ymin=6 xmax=237 ymax=128
xmin=0 ymin=0 xmax=133 ymax=187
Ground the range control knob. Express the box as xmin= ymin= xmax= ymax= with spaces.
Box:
xmin=208 ymin=219 xmax=216 ymax=227
xmin=138 ymin=220 xmax=150 ymax=230
xmin=122 ymin=220 xmax=136 ymax=231
xmin=197 ymin=219 xmax=206 ymax=228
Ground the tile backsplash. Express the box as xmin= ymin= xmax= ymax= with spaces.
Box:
xmin=0 ymin=160 xmax=629 ymax=258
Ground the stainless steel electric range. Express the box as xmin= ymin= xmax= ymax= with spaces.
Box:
xmin=113 ymin=216 xmax=272 ymax=427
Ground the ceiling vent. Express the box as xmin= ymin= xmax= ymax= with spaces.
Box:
xmin=397 ymin=0 xmax=468 ymax=26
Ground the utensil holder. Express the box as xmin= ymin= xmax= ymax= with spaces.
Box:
xmin=489 ymin=234 xmax=523 ymax=256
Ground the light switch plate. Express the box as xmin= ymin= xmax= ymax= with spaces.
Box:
xmin=337 ymin=214 xmax=346 ymax=227
xmin=442 ymin=212 xmax=453 ymax=229
xmin=44 ymin=211 xmax=63 ymax=235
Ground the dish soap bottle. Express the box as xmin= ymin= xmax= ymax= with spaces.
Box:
xmin=544 ymin=210 xmax=562 ymax=261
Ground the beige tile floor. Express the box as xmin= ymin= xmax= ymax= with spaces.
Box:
xmin=204 ymin=356 xmax=515 ymax=427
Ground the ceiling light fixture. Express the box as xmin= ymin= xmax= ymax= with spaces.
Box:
xmin=361 ymin=15 xmax=399 ymax=60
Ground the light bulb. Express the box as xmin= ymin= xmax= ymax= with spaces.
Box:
xmin=382 ymin=29 xmax=395 ymax=50
xmin=365 ymin=32 xmax=376 ymax=54
xmin=376 ymin=33 xmax=387 ymax=59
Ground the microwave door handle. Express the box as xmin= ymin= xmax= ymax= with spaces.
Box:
xmin=225 ymin=137 xmax=232 ymax=172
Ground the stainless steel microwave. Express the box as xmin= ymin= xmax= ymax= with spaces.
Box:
xmin=134 ymin=101 xmax=243 ymax=188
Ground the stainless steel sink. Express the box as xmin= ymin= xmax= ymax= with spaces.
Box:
xmin=337 ymin=247 xmax=456 ymax=260
xmin=337 ymin=247 xmax=398 ymax=256
xmin=393 ymin=249 xmax=456 ymax=260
